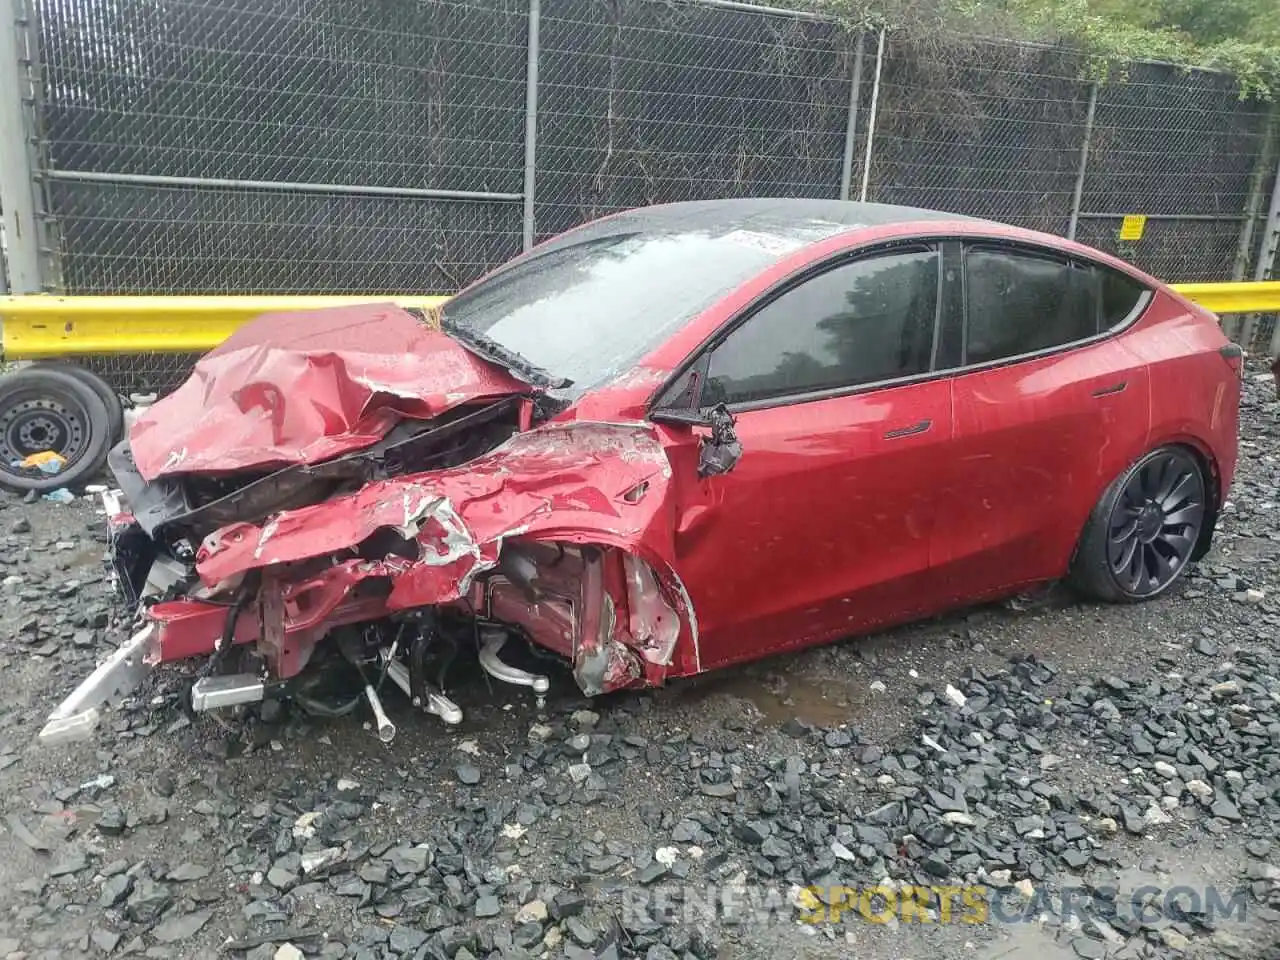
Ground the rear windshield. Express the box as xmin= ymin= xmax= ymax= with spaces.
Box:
xmin=440 ymin=228 xmax=831 ymax=397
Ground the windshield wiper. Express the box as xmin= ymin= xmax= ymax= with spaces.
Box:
xmin=440 ymin=316 xmax=572 ymax=390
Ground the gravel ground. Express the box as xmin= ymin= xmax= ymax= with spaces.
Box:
xmin=1 ymin=367 xmax=1278 ymax=960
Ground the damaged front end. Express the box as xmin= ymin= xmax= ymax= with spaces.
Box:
xmin=41 ymin=306 xmax=695 ymax=745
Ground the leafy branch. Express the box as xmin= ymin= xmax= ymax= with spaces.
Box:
xmin=760 ymin=0 xmax=1280 ymax=98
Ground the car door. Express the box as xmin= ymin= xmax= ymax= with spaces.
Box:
xmin=652 ymin=245 xmax=956 ymax=672
xmin=930 ymin=243 xmax=1152 ymax=603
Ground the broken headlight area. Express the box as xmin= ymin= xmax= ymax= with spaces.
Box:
xmin=45 ymin=423 xmax=690 ymax=745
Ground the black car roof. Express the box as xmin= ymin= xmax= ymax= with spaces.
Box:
xmin=551 ymin=198 xmax=982 ymax=245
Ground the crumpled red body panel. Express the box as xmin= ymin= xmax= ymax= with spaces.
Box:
xmin=195 ymin=422 xmax=675 ymax=611
xmin=130 ymin=303 xmax=530 ymax=481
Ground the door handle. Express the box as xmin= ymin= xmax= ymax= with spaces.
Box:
xmin=1091 ymin=381 xmax=1128 ymax=398
xmin=883 ymin=419 xmax=931 ymax=439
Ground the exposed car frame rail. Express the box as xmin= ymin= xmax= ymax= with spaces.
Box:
xmin=2 ymin=285 xmax=1279 ymax=361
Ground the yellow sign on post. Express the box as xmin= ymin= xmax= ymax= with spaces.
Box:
xmin=1118 ymin=215 xmax=1147 ymax=241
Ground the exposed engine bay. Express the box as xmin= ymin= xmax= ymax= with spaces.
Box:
xmin=40 ymin=304 xmax=696 ymax=745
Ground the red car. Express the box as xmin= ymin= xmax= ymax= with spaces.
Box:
xmin=41 ymin=199 xmax=1241 ymax=744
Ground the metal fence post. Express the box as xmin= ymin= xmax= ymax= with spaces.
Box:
xmin=1066 ymin=83 xmax=1098 ymax=242
xmin=521 ymin=0 xmax=540 ymax=253
xmin=1238 ymin=153 xmax=1280 ymax=353
xmin=0 ymin=0 xmax=42 ymax=292
xmin=1232 ymin=107 xmax=1277 ymax=282
xmin=838 ymin=33 xmax=865 ymax=202
xmin=1257 ymin=156 xmax=1280 ymax=283
xmin=1259 ymin=153 xmax=1280 ymax=356
xmin=857 ymin=29 xmax=885 ymax=203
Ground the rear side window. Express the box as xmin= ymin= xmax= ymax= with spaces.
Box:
xmin=1098 ymin=266 xmax=1147 ymax=328
xmin=964 ymin=247 xmax=1095 ymax=365
xmin=702 ymin=248 xmax=939 ymax=406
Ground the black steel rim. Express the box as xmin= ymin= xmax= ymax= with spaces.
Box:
xmin=1107 ymin=451 xmax=1204 ymax=596
xmin=0 ymin=392 xmax=89 ymax=478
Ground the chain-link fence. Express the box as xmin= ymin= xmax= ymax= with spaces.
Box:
xmin=868 ymin=39 xmax=1090 ymax=236
xmin=534 ymin=0 xmax=851 ymax=242
xmin=34 ymin=0 xmax=529 ymax=294
xmin=3 ymin=0 xmax=1278 ymax=392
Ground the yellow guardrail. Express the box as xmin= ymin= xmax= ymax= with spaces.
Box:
xmin=1 ymin=285 xmax=1278 ymax=361
xmin=0 ymin=295 xmax=450 ymax=360
xmin=1172 ymin=281 xmax=1280 ymax=316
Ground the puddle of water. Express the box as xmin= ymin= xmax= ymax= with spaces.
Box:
xmin=971 ymin=922 xmax=1080 ymax=960
xmin=693 ymin=673 xmax=856 ymax=728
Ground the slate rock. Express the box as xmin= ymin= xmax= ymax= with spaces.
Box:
xmin=167 ymin=862 xmax=211 ymax=882
xmin=98 ymin=804 xmax=128 ymax=836
xmin=389 ymin=925 xmax=428 ymax=954
xmin=49 ymin=850 xmax=87 ymax=876
xmin=126 ymin=878 xmax=173 ymax=923
xmin=99 ymin=873 xmax=133 ymax=907
xmin=1210 ymin=798 xmax=1241 ymax=822
xmin=151 ymin=908 xmax=213 ymax=943
xmin=551 ymin=891 xmax=587 ymax=920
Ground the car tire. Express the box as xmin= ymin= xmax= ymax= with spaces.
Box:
xmin=1070 ymin=445 xmax=1208 ymax=603
xmin=28 ymin=362 xmax=125 ymax=448
xmin=0 ymin=367 xmax=115 ymax=493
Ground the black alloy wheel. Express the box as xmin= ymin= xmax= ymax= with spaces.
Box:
xmin=1071 ymin=446 xmax=1208 ymax=602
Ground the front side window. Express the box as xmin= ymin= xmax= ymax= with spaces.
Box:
xmin=701 ymin=248 xmax=940 ymax=406
xmin=963 ymin=247 xmax=1095 ymax=365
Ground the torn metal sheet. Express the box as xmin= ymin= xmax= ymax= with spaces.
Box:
xmin=196 ymin=422 xmax=675 ymax=600
xmin=130 ymin=303 xmax=531 ymax=481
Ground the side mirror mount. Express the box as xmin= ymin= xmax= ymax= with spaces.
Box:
xmin=697 ymin=404 xmax=741 ymax=477
xmin=650 ymin=403 xmax=741 ymax=477
xmin=649 ymin=406 xmax=710 ymax=427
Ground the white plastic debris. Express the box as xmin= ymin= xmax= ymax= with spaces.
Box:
xmin=944 ymin=684 xmax=966 ymax=708
xmin=292 ymin=811 xmax=321 ymax=839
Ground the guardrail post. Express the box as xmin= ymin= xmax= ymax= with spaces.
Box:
xmin=0 ymin=0 xmax=42 ymax=293
xmin=521 ymin=0 xmax=540 ymax=252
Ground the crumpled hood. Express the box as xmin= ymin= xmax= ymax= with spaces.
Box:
xmin=130 ymin=303 xmax=531 ymax=481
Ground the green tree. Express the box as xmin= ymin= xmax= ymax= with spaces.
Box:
xmin=806 ymin=0 xmax=1280 ymax=95
xmin=1089 ymin=0 xmax=1278 ymax=45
